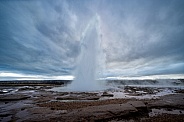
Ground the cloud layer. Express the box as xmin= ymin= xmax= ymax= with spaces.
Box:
xmin=0 ymin=0 xmax=184 ymax=79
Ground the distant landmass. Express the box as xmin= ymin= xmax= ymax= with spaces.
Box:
xmin=0 ymin=79 xmax=184 ymax=87
xmin=0 ymin=80 xmax=71 ymax=86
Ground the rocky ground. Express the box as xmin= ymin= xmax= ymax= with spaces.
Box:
xmin=0 ymin=84 xmax=184 ymax=122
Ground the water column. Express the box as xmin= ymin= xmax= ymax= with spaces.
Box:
xmin=68 ymin=15 xmax=103 ymax=91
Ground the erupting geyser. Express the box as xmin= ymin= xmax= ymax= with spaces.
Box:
xmin=68 ymin=14 xmax=105 ymax=91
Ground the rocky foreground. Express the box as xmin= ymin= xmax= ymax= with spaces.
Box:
xmin=0 ymin=84 xmax=184 ymax=122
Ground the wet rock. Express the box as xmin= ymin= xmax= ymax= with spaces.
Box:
xmin=124 ymin=86 xmax=155 ymax=94
xmin=141 ymin=114 xmax=184 ymax=122
xmin=0 ymin=91 xmax=8 ymax=94
xmin=0 ymin=113 xmax=12 ymax=117
xmin=56 ymin=92 xmax=100 ymax=100
xmin=56 ymin=96 xmax=100 ymax=100
xmin=58 ymin=92 xmax=69 ymax=96
xmin=148 ymin=94 xmax=184 ymax=109
xmin=86 ymin=96 xmax=100 ymax=100
xmin=18 ymin=86 xmax=36 ymax=91
xmin=16 ymin=107 xmax=68 ymax=122
xmin=0 ymin=94 xmax=30 ymax=101
xmin=128 ymin=101 xmax=146 ymax=108
xmin=101 ymin=92 xmax=114 ymax=97
xmin=175 ymin=89 xmax=184 ymax=94
xmin=61 ymin=103 xmax=138 ymax=121
xmin=128 ymin=101 xmax=148 ymax=116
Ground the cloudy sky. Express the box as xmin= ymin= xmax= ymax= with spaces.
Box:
xmin=0 ymin=0 xmax=184 ymax=80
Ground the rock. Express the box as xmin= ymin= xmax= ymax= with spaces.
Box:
xmin=86 ymin=96 xmax=100 ymax=100
xmin=101 ymin=92 xmax=114 ymax=97
xmin=56 ymin=95 xmax=100 ymax=100
xmin=148 ymin=94 xmax=184 ymax=109
xmin=0 ymin=90 xmax=9 ymax=94
xmin=16 ymin=107 xmax=67 ymax=122
xmin=18 ymin=86 xmax=35 ymax=91
xmin=175 ymin=89 xmax=184 ymax=93
xmin=0 ymin=94 xmax=30 ymax=101
xmin=128 ymin=101 xmax=148 ymax=115
xmin=61 ymin=103 xmax=138 ymax=121
xmin=128 ymin=101 xmax=146 ymax=108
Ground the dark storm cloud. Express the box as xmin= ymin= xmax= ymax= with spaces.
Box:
xmin=0 ymin=0 xmax=85 ymax=76
xmin=101 ymin=0 xmax=184 ymax=61
xmin=98 ymin=0 xmax=184 ymax=76
xmin=0 ymin=0 xmax=184 ymax=78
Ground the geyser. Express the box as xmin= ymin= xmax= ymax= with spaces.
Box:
xmin=68 ymin=15 xmax=105 ymax=91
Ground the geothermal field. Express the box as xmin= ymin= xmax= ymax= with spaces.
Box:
xmin=0 ymin=79 xmax=184 ymax=122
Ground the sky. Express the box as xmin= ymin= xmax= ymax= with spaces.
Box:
xmin=0 ymin=0 xmax=184 ymax=80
